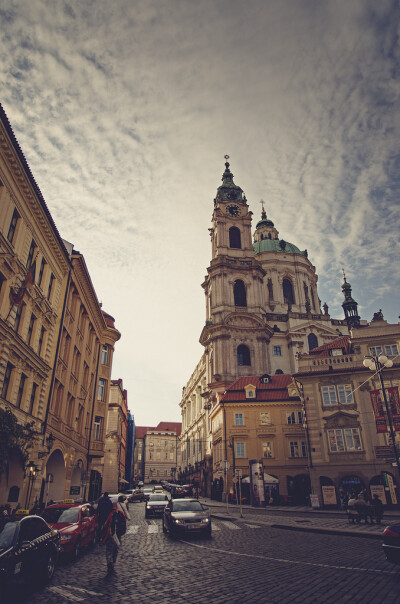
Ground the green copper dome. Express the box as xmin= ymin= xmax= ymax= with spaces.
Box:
xmin=253 ymin=239 xmax=307 ymax=256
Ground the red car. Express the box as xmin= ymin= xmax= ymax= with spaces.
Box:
xmin=42 ymin=502 xmax=97 ymax=560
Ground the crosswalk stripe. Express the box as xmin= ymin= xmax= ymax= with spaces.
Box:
xmin=148 ymin=524 xmax=159 ymax=533
xmin=244 ymin=523 xmax=260 ymax=529
xmin=220 ymin=521 xmax=240 ymax=530
xmin=127 ymin=525 xmax=139 ymax=534
xmin=212 ymin=524 xmax=221 ymax=531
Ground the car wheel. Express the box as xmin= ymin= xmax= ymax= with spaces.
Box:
xmin=43 ymin=551 xmax=56 ymax=582
xmin=71 ymin=538 xmax=81 ymax=561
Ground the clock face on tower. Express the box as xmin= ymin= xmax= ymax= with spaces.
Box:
xmin=226 ymin=204 xmax=241 ymax=217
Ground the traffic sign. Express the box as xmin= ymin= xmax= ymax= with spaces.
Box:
xmin=235 ymin=469 xmax=242 ymax=477
xmin=232 ymin=477 xmax=238 ymax=484
xmin=217 ymin=470 xmax=223 ymax=476
xmin=222 ymin=460 xmax=230 ymax=470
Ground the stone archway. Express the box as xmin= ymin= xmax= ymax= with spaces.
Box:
xmin=0 ymin=450 xmax=25 ymax=506
xmin=45 ymin=449 xmax=66 ymax=503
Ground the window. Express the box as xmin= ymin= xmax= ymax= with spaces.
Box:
xmin=14 ymin=304 xmax=24 ymax=333
xmin=234 ymin=413 xmax=244 ymax=426
xmin=26 ymin=240 xmax=37 ymax=269
xmin=38 ymin=258 xmax=46 ymax=288
xmin=101 ymin=345 xmax=108 ymax=365
xmin=273 ymin=346 xmax=281 ymax=356
xmin=237 ymin=344 xmax=251 ymax=366
xmin=331 ymin=349 xmax=343 ymax=356
xmin=289 ymin=441 xmax=307 ymax=458
xmin=321 ymin=385 xmax=353 ymax=406
xmin=235 ymin=442 xmax=246 ymax=458
xmin=7 ymin=209 xmax=20 ymax=244
xmin=47 ymin=273 xmax=55 ymax=300
xmin=15 ymin=374 xmax=27 ymax=408
xmin=38 ymin=326 xmax=46 ymax=356
xmin=370 ymin=344 xmax=399 ymax=356
xmin=27 ymin=313 xmax=36 ymax=346
xmin=308 ymin=333 xmax=318 ymax=351
xmin=98 ymin=378 xmax=106 ymax=401
xmin=234 ymin=280 xmax=247 ymax=306
xmin=1 ymin=362 xmax=13 ymax=400
xmin=263 ymin=442 xmax=273 ymax=458
xmin=28 ymin=383 xmax=37 ymax=415
xmin=327 ymin=428 xmax=362 ymax=452
xmin=260 ymin=412 xmax=271 ymax=425
xmin=287 ymin=411 xmax=303 ymax=425
xmin=93 ymin=416 xmax=102 ymax=441
xmin=229 ymin=226 xmax=241 ymax=249
xmin=282 ymin=279 xmax=295 ymax=305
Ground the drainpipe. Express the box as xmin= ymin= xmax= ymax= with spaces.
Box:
xmin=84 ymin=341 xmax=101 ymax=501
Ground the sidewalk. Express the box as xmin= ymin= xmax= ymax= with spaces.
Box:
xmin=198 ymin=496 xmax=395 ymax=540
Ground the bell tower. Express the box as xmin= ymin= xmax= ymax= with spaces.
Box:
xmin=200 ymin=157 xmax=273 ymax=391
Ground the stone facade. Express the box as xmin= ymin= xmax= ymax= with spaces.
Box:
xmin=102 ymin=379 xmax=129 ymax=494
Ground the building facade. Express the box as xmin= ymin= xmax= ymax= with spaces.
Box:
xmin=133 ymin=422 xmax=181 ymax=484
xmin=295 ymin=311 xmax=400 ymax=507
xmin=102 ymin=379 xmax=129 ymax=494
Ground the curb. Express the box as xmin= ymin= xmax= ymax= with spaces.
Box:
xmin=270 ymin=523 xmax=383 ymax=540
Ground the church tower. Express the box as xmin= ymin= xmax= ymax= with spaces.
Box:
xmin=341 ymin=271 xmax=360 ymax=329
xmin=199 ymin=158 xmax=273 ymax=392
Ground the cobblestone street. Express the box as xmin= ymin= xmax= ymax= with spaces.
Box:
xmin=4 ymin=502 xmax=400 ymax=604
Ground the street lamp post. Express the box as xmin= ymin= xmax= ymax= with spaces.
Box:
xmin=25 ymin=461 xmax=38 ymax=509
xmin=363 ymin=354 xmax=400 ymax=478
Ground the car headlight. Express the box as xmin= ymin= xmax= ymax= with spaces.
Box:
xmin=60 ymin=534 xmax=73 ymax=541
xmin=173 ymin=518 xmax=183 ymax=524
xmin=201 ymin=518 xmax=210 ymax=524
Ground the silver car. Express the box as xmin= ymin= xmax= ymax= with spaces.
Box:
xmin=162 ymin=498 xmax=211 ymax=538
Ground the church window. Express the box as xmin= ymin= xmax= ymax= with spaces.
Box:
xmin=282 ymin=279 xmax=295 ymax=305
xmin=268 ymin=233 xmax=271 ymax=239
xmin=273 ymin=346 xmax=281 ymax=356
xmin=234 ymin=280 xmax=247 ymax=306
xmin=308 ymin=333 xmax=318 ymax=350
xmin=237 ymin=345 xmax=251 ymax=366
xmin=229 ymin=227 xmax=241 ymax=249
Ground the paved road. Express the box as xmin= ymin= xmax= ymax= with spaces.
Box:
xmin=5 ymin=501 xmax=400 ymax=604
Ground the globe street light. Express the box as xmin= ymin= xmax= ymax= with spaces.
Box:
xmin=363 ymin=354 xmax=400 ymax=477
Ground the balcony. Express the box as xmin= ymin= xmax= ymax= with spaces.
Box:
xmin=89 ymin=441 xmax=105 ymax=457
xmin=298 ymin=354 xmax=361 ymax=373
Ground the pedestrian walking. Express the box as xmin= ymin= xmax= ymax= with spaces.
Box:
xmin=97 ymin=492 xmax=114 ymax=531
xmin=372 ymin=494 xmax=384 ymax=524
xmin=100 ymin=504 xmax=120 ymax=574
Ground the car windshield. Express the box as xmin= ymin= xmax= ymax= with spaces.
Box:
xmin=42 ymin=507 xmax=80 ymax=524
xmin=149 ymin=495 xmax=167 ymax=501
xmin=0 ymin=521 xmax=18 ymax=549
xmin=172 ymin=501 xmax=203 ymax=512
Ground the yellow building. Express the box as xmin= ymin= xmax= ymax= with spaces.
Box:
xmin=209 ymin=374 xmax=310 ymax=504
xmin=0 ymin=103 xmax=70 ymax=508
xmin=103 ymin=379 xmax=129 ymax=494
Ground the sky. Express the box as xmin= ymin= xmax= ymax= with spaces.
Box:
xmin=1 ymin=0 xmax=399 ymax=426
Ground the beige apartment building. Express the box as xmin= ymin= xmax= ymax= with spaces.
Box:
xmin=134 ymin=422 xmax=181 ymax=484
xmin=103 ymin=379 xmax=129 ymax=494
xmin=295 ymin=312 xmax=400 ymax=507
xmin=0 ymin=103 xmax=70 ymax=508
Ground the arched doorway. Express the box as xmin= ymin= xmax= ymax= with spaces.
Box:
xmin=287 ymin=474 xmax=311 ymax=505
xmin=0 ymin=450 xmax=24 ymax=506
xmin=339 ymin=474 xmax=365 ymax=497
xmin=45 ymin=449 xmax=66 ymax=503
xmin=370 ymin=473 xmax=398 ymax=508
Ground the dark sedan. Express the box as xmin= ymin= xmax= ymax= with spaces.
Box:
xmin=383 ymin=523 xmax=400 ymax=565
xmin=0 ymin=515 xmax=60 ymax=588
xmin=145 ymin=494 xmax=169 ymax=518
xmin=162 ymin=498 xmax=211 ymax=537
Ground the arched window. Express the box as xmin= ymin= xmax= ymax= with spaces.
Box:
xmin=308 ymin=333 xmax=318 ymax=351
xmin=234 ymin=280 xmax=247 ymax=306
xmin=283 ymin=278 xmax=295 ymax=305
xmin=229 ymin=227 xmax=241 ymax=249
xmin=237 ymin=345 xmax=251 ymax=366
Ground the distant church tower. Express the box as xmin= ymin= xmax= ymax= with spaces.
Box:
xmin=199 ymin=158 xmax=272 ymax=391
xmin=341 ymin=271 xmax=360 ymax=329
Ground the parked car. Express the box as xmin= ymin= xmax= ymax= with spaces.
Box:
xmin=153 ymin=486 xmax=164 ymax=494
xmin=181 ymin=484 xmax=194 ymax=497
xmin=145 ymin=494 xmax=169 ymax=518
xmin=0 ymin=515 xmax=60 ymax=588
xmin=170 ymin=486 xmax=184 ymax=498
xmin=163 ymin=498 xmax=211 ymax=538
xmin=42 ymin=503 xmax=97 ymax=560
xmin=129 ymin=489 xmax=145 ymax=503
xmin=383 ymin=523 xmax=400 ymax=565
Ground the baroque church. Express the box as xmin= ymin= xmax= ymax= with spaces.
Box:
xmin=179 ymin=158 xmax=359 ymax=472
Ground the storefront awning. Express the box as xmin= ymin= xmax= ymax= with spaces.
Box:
xmin=242 ymin=473 xmax=279 ymax=485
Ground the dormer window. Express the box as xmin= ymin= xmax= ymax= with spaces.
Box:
xmin=245 ymin=384 xmax=256 ymax=399
xmin=331 ymin=349 xmax=343 ymax=357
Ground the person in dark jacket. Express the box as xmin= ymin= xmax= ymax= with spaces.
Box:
xmin=97 ymin=492 xmax=114 ymax=531
xmin=372 ymin=494 xmax=384 ymax=524
xmin=100 ymin=504 xmax=119 ymax=574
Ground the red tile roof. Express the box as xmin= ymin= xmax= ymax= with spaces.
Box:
xmin=135 ymin=426 xmax=154 ymax=439
xmin=307 ymin=336 xmax=351 ymax=357
xmin=154 ymin=422 xmax=182 ymax=436
xmin=221 ymin=374 xmax=296 ymax=403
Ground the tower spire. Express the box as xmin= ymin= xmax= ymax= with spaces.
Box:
xmin=341 ymin=269 xmax=360 ymax=329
